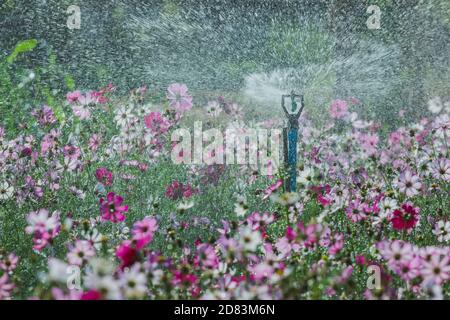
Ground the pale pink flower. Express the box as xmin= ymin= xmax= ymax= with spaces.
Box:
xmin=67 ymin=240 xmax=96 ymax=266
xmin=167 ymin=83 xmax=193 ymax=112
xmin=421 ymin=255 xmax=450 ymax=286
xmin=329 ymin=99 xmax=349 ymax=119
xmin=396 ymin=170 xmax=422 ymax=197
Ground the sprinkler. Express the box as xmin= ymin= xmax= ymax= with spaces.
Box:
xmin=282 ymin=91 xmax=304 ymax=192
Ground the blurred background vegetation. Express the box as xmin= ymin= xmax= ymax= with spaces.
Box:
xmin=1 ymin=0 xmax=450 ymax=128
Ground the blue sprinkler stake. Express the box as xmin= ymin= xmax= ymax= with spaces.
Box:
xmin=282 ymin=91 xmax=304 ymax=192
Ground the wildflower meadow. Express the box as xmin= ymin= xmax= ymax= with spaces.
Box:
xmin=0 ymin=0 xmax=449 ymax=302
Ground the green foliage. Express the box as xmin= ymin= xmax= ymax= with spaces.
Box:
xmin=6 ymin=39 xmax=38 ymax=64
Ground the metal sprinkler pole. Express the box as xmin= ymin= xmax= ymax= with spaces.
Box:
xmin=282 ymin=91 xmax=304 ymax=192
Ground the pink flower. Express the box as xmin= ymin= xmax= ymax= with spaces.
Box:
xmin=262 ymin=179 xmax=283 ymax=200
xmin=51 ymin=287 xmax=83 ymax=300
xmin=165 ymin=181 xmax=197 ymax=200
xmin=0 ymin=253 xmax=19 ymax=272
xmin=99 ymin=192 xmax=128 ymax=223
xmin=359 ymin=133 xmax=379 ymax=156
xmin=67 ymin=240 xmax=96 ymax=266
xmin=31 ymin=105 xmax=57 ymax=125
xmin=0 ymin=274 xmax=14 ymax=299
xmin=431 ymin=158 xmax=450 ymax=181
xmin=329 ymin=99 xmax=349 ymax=119
xmin=63 ymin=145 xmax=81 ymax=160
xmin=144 ymin=112 xmax=170 ymax=134
xmin=421 ymin=255 xmax=450 ymax=286
xmin=346 ymin=198 xmax=367 ymax=222
xmin=66 ymin=91 xmax=82 ymax=103
xmin=391 ymin=203 xmax=420 ymax=233
xmin=72 ymin=104 xmax=91 ymax=120
xmin=194 ymin=243 xmax=219 ymax=269
xmin=132 ymin=217 xmax=158 ymax=249
xmin=81 ymin=290 xmax=102 ymax=300
xmin=88 ymin=134 xmax=101 ymax=151
xmin=95 ymin=167 xmax=113 ymax=186
xmin=167 ymin=83 xmax=193 ymax=112
xmin=25 ymin=209 xmax=61 ymax=251
xmin=355 ymin=255 xmax=366 ymax=266
xmin=396 ymin=170 xmax=421 ymax=198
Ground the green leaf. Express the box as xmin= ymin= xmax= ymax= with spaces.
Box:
xmin=65 ymin=74 xmax=76 ymax=90
xmin=7 ymin=39 xmax=38 ymax=64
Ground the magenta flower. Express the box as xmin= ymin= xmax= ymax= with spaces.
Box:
xmin=144 ymin=112 xmax=171 ymax=134
xmin=167 ymin=83 xmax=193 ymax=112
xmin=391 ymin=202 xmax=420 ymax=233
xmin=95 ymin=167 xmax=113 ymax=187
xmin=116 ymin=240 xmax=138 ymax=270
xmin=165 ymin=180 xmax=198 ymax=200
xmin=99 ymin=192 xmax=128 ymax=223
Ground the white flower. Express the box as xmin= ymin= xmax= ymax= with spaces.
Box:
xmin=120 ymin=264 xmax=147 ymax=299
xmin=428 ymin=97 xmax=443 ymax=114
xmin=431 ymin=158 xmax=450 ymax=182
xmin=396 ymin=170 xmax=421 ymax=198
xmin=205 ymin=101 xmax=222 ymax=117
xmin=95 ymin=276 xmax=122 ymax=300
xmin=379 ymin=197 xmax=398 ymax=217
xmin=177 ymin=201 xmax=194 ymax=211
xmin=114 ymin=107 xmax=134 ymax=127
xmin=0 ymin=181 xmax=14 ymax=201
xmin=297 ymin=167 xmax=315 ymax=185
xmin=82 ymin=228 xmax=104 ymax=251
xmin=47 ymin=258 xmax=70 ymax=283
xmin=234 ymin=195 xmax=248 ymax=217
xmin=432 ymin=220 xmax=450 ymax=243
xmin=239 ymin=226 xmax=262 ymax=252
xmin=270 ymin=192 xmax=300 ymax=206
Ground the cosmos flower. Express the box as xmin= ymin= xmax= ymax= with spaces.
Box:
xmin=119 ymin=263 xmax=147 ymax=299
xmin=432 ymin=220 xmax=450 ymax=243
xmin=132 ymin=217 xmax=158 ymax=249
xmin=346 ymin=198 xmax=367 ymax=223
xmin=329 ymin=99 xmax=349 ymax=119
xmin=0 ymin=274 xmax=14 ymax=300
xmin=67 ymin=240 xmax=96 ymax=266
xmin=262 ymin=179 xmax=283 ymax=200
xmin=25 ymin=209 xmax=61 ymax=251
xmin=99 ymin=192 xmax=128 ymax=223
xmin=239 ymin=226 xmax=262 ymax=252
xmin=0 ymin=181 xmax=14 ymax=201
xmin=165 ymin=181 xmax=197 ymax=200
xmin=421 ymin=255 xmax=450 ymax=286
xmin=297 ymin=167 xmax=315 ymax=186
xmin=167 ymin=83 xmax=193 ymax=113
xmin=396 ymin=170 xmax=422 ymax=197
xmin=72 ymin=104 xmax=91 ymax=120
xmin=0 ymin=253 xmax=19 ymax=272
xmin=390 ymin=203 xmax=420 ymax=233
xmin=116 ymin=240 xmax=138 ymax=270
xmin=144 ymin=112 xmax=171 ymax=134
xmin=431 ymin=158 xmax=450 ymax=181
xmin=114 ymin=106 xmax=134 ymax=127
xmin=31 ymin=105 xmax=57 ymax=126
xmin=205 ymin=100 xmax=222 ymax=117
xmin=95 ymin=167 xmax=114 ymax=187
